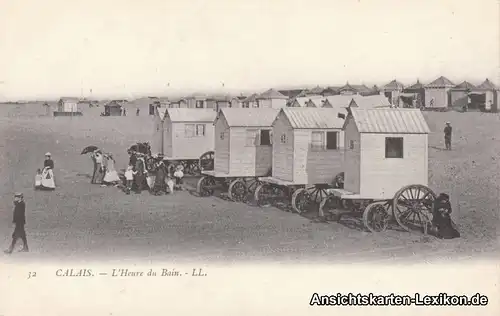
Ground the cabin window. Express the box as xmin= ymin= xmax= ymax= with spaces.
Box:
xmin=196 ymin=100 xmax=204 ymax=108
xmin=220 ymin=132 xmax=225 ymax=140
xmin=185 ymin=124 xmax=195 ymax=138
xmin=196 ymin=124 xmax=205 ymax=136
xmin=260 ymin=129 xmax=271 ymax=146
xmin=385 ymin=137 xmax=404 ymax=158
xmin=245 ymin=129 xmax=258 ymax=146
xmin=280 ymin=133 xmax=287 ymax=143
xmin=326 ymin=131 xmax=338 ymax=150
xmin=311 ymin=131 xmax=325 ymax=150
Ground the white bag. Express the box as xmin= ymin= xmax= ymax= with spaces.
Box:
xmin=35 ymin=174 xmax=42 ymax=187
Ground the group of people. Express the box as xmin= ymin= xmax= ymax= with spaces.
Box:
xmin=125 ymin=150 xmax=184 ymax=195
xmin=89 ymin=150 xmax=121 ymax=186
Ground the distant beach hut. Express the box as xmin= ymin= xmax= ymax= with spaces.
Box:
xmin=476 ymin=79 xmax=499 ymax=112
xmin=255 ymin=88 xmax=288 ymax=109
xmin=450 ymin=81 xmax=476 ymax=110
xmin=104 ymin=101 xmax=123 ymax=116
xmin=54 ymin=97 xmax=83 ymax=116
xmin=424 ymin=76 xmax=455 ymax=109
xmin=381 ymin=79 xmax=405 ymax=106
xmin=403 ymin=80 xmax=426 ymax=108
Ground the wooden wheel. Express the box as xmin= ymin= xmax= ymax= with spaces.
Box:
xmin=245 ymin=178 xmax=261 ymax=195
xmin=392 ymin=184 xmax=436 ymax=234
xmin=254 ymin=183 xmax=285 ymax=206
xmin=332 ymin=172 xmax=344 ymax=189
xmin=184 ymin=160 xmax=200 ymax=176
xmin=291 ymin=185 xmax=330 ymax=214
xmin=363 ymin=202 xmax=391 ymax=233
xmin=228 ymin=179 xmax=247 ymax=202
xmin=199 ymin=151 xmax=214 ymax=171
xmin=196 ymin=176 xmax=216 ymax=197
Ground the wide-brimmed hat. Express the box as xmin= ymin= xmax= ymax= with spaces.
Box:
xmin=45 ymin=152 xmax=51 ymax=156
xmin=445 ymin=121 xmax=451 ymax=124
xmin=14 ymin=192 xmax=23 ymax=198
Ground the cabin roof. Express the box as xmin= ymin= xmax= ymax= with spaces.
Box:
xmin=454 ymin=81 xmax=477 ymax=90
xmin=218 ymin=108 xmax=279 ymax=127
xmin=477 ymin=78 xmax=498 ymax=90
xmin=324 ymin=95 xmax=358 ymax=108
xmin=348 ymin=108 xmax=430 ymax=134
xmin=405 ymin=80 xmax=425 ymax=90
xmin=426 ymin=76 xmax=455 ymax=88
xmin=293 ymin=95 xmax=325 ymax=107
xmin=279 ymin=108 xmax=345 ymax=129
xmin=156 ymin=107 xmax=168 ymax=120
xmin=278 ymin=89 xmax=304 ymax=99
xmin=256 ymin=88 xmax=288 ymax=100
xmin=59 ymin=97 xmax=80 ymax=102
xmin=166 ymin=108 xmax=216 ymax=122
xmin=382 ymin=79 xmax=405 ymax=91
xmin=242 ymin=93 xmax=259 ymax=102
xmin=350 ymin=95 xmax=391 ymax=108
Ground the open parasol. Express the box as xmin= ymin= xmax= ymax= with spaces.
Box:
xmin=81 ymin=145 xmax=99 ymax=155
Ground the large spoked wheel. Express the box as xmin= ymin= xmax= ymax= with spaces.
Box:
xmin=393 ymin=184 xmax=436 ymax=234
xmin=291 ymin=185 xmax=330 ymax=214
xmin=228 ymin=179 xmax=247 ymax=202
xmin=332 ymin=172 xmax=344 ymax=189
xmin=199 ymin=151 xmax=214 ymax=172
xmin=363 ymin=202 xmax=391 ymax=233
xmin=196 ymin=176 xmax=216 ymax=197
xmin=254 ymin=183 xmax=285 ymax=206
xmin=184 ymin=160 xmax=200 ymax=176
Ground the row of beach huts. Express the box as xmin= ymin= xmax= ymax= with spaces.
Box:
xmin=52 ymin=76 xmax=499 ymax=116
xmin=151 ymin=105 xmax=435 ymax=234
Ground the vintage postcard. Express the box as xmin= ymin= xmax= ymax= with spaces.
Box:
xmin=0 ymin=0 xmax=498 ymax=315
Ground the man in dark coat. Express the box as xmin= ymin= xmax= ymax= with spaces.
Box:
xmin=444 ymin=122 xmax=452 ymax=150
xmin=4 ymin=193 xmax=29 ymax=254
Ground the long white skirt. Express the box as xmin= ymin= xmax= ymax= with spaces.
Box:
xmin=103 ymin=170 xmax=121 ymax=183
xmin=39 ymin=168 xmax=56 ymax=190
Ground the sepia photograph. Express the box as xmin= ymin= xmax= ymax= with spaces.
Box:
xmin=0 ymin=0 xmax=499 ymax=315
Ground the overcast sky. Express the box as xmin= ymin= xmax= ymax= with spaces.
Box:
xmin=0 ymin=0 xmax=498 ymax=100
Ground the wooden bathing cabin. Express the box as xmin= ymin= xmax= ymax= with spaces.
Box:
xmin=268 ymin=107 xmax=346 ymax=186
xmin=342 ymin=108 xmax=430 ymax=199
xmin=212 ymin=108 xmax=280 ymax=177
xmin=153 ymin=108 xmax=216 ymax=159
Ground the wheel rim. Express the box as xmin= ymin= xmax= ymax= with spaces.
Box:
xmin=228 ymin=179 xmax=246 ymax=202
xmin=291 ymin=188 xmax=309 ymax=214
xmin=254 ymin=184 xmax=283 ymax=206
xmin=199 ymin=151 xmax=215 ymax=171
xmin=393 ymin=185 xmax=436 ymax=233
xmin=197 ymin=176 xmax=215 ymax=197
xmin=363 ymin=202 xmax=390 ymax=233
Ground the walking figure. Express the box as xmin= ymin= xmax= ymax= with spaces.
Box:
xmin=444 ymin=122 xmax=452 ymax=150
xmin=4 ymin=193 xmax=29 ymax=254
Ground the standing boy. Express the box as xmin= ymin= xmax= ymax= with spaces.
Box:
xmin=444 ymin=122 xmax=452 ymax=150
xmin=4 ymin=193 xmax=29 ymax=254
